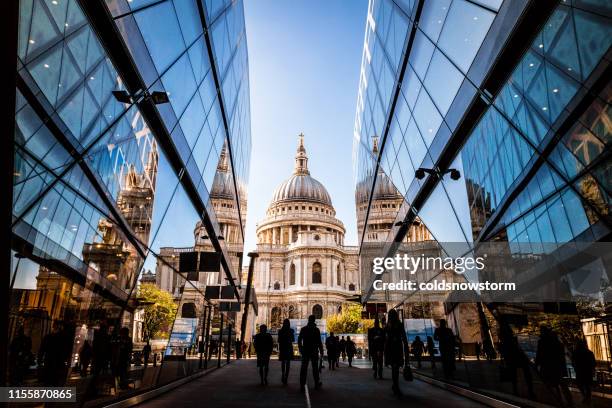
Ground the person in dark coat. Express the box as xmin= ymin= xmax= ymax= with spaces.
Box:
xmin=536 ymin=326 xmax=572 ymax=406
xmin=434 ymin=319 xmax=456 ymax=378
xmin=339 ymin=336 xmax=347 ymax=362
xmin=346 ymin=336 xmax=356 ymax=367
xmin=298 ymin=315 xmax=323 ymax=391
xmin=572 ymin=339 xmax=596 ymax=404
xmin=79 ymin=340 xmax=92 ymax=377
xmin=278 ymin=319 xmax=295 ymax=385
xmin=368 ymin=317 xmax=385 ymax=379
xmin=498 ymin=323 xmax=534 ymax=398
xmin=142 ymin=341 xmax=152 ymax=368
xmin=426 ymin=335 xmax=436 ymax=369
xmin=411 ymin=336 xmax=424 ymax=368
xmin=254 ymin=324 xmax=274 ymax=385
xmin=9 ymin=327 xmax=32 ymax=385
xmin=384 ymin=309 xmax=409 ymax=396
xmin=325 ymin=333 xmax=337 ymax=371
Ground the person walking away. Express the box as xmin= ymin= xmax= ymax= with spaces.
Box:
xmin=9 ymin=327 xmax=32 ymax=385
xmin=117 ymin=327 xmax=133 ymax=389
xmin=499 ymin=324 xmax=535 ymax=398
xmin=536 ymin=326 xmax=573 ymax=406
xmin=475 ymin=341 xmax=482 ymax=361
xmin=426 ymin=336 xmax=436 ymax=369
xmin=346 ymin=336 xmax=356 ymax=367
xmin=411 ymin=336 xmax=424 ymax=369
xmin=368 ymin=318 xmax=385 ymax=379
xmin=335 ymin=336 xmax=341 ymax=368
xmin=79 ymin=340 xmax=92 ymax=377
xmin=278 ymin=319 xmax=295 ymax=385
xmin=143 ymin=341 xmax=151 ymax=368
xmin=298 ymin=315 xmax=323 ymax=391
xmin=384 ymin=309 xmax=409 ymax=396
xmin=254 ymin=324 xmax=274 ymax=385
xmin=325 ymin=333 xmax=337 ymax=371
xmin=434 ymin=319 xmax=456 ymax=379
xmin=572 ymin=339 xmax=595 ymax=405
xmin=339 ymin=336 xmax=347 ymax=362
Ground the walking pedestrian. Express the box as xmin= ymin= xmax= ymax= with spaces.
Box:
xmin=339 ymin=336 xmax=347 ymax=362
xmin=254 ymin=324 xmax=273 ymax=385
xmin=143 ymin=341 xmax=151 ymax=368
xmin=572 ymin=339 xmax=595 ymax=405
xmin=426 ymin=336 xmax=436 ymax=369
xmin=535 ymin=326 xmax=572 ymax=406
xmin=384 ymin=309 xmax=409 ymax=396
xmin=298 ymin=315 xmax=323 ymax=391
xmin=434 ymin=319 xmax=456 ymax=379
xmin=475 ymin=341 xmax=482 ymax=361
xmin=325 ymin=332 xmax=337 ymax=370
xmin=346 ymin=336 xmax=356 ymax=367
xmin=9 ymin=327 xmax=32 ymax=385
xmin=499 ymin=324 xmax=534 ymax=398
xmin=368 ymin=317 xmax=385 ymax=379
xmin=411 ymin=336 xmax=424 ymax=369
xmin=278 ymin=319 xmax=295 ymax=385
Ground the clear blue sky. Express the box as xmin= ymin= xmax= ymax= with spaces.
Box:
xmin=242 ymin=0 xmax=368 ymax=255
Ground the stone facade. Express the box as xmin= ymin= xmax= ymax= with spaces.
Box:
xmin=253 ymin=135 xmax=359 ymax=329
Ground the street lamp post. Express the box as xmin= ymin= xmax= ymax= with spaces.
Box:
xmin=239 ymin=252 xmax=258 ymax=357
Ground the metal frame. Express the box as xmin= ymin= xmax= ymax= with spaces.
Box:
xmin=3 ymin=0 xmax=19 ymax=386
xmin=361 ymin=0 xmax=559 ymax=303
xmin=77 ymin=0 xmax=241 ymax=301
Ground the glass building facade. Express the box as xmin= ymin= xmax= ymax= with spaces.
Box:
xmin=10 ymin=0 xmax=250 ymax=404
xmin=354 ymin=0 xmax=610 ymax=405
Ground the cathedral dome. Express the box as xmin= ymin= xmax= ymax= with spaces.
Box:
xmin=270 ymin=134 xmax=333 ymax=207
xmin=355 ymin=136 xmax=403 ymax=204
xmin=272 ymin=173 xmax=332 ymax=205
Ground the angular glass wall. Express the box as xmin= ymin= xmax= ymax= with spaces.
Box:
xmin=10 ymin=0 xmax=251 ymax=405
xmin=354 ymin=0 xmax=611 ymax=406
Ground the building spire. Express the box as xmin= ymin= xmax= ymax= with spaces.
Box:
xmin=372 ymin=135 xmax=379 ymax=155
xmin=217 ymin=141 xmax=229 ymax=172
xmin=294 ymin=132 xmax=309 ymax=175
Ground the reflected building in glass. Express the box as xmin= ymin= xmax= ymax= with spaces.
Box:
xmin=10 ymin=0 xmax=251 ymax=403
xmin=354 ymin=0 xmax=610 ymax=405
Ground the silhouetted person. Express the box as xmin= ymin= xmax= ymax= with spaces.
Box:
xmin=368 ymin=317 xmax=385 ymax=379
xmin=475 ymin=341 xmax=482 ymax=361
xmin=572 ymin=339 xmax=595 ymax=405
xmin=114 ymin=327 xmax=133 ymax=389
xmin=346 ymin=336 xmax=356 ymax=367
xmin=143 ymin=341 xmax=152 ymax=368
xmin=334 ymin=336 xmax=341 ymax=368
xmin=426 ymin=335 xmax=436 ymax=369
xmin=412 ymin=336 xmax=424 ymax=369
xmin=79 ymin=340 xmax=92 ymax=377
xmin=325 ymin=332 xmax=337 ymax=371
xmin=536 ymin=326 xmax=572 ymax=406
xmin=9 ymin=327 xmax=32 ymax=385
xmin=38 ymin=327 xmax=64 ymax=386
xmin=483 ymin=339 xmax=496 ymax=362
xmin=499 ymin=324 xmax=534 ymax=398
xmin=456 ymin=335 xmax=463 ymax=361
xmin=278 ymin=319 xmax=295 ymax=385
xmin=298 ymin=315 xmax=323 ymax=391
xmin=92 ymin=325 xmax=111 ymax=375
xmin=254 ymin=324 xmax=273 ymax=385
xmin=434 ymin=319 xmax=456 ymax=378
xmin=339 ymin=336 xmax=347 ymax=362
xmin=384 ymin=309 xmax=409 ymax=396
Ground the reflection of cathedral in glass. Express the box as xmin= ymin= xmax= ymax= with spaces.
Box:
xmin=253 ymin=135 xmax=359 ymax=329
xmin=155 ymin=143 xmax=246 ymax=299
